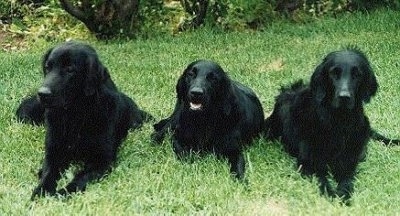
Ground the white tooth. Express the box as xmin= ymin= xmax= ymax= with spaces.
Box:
xmin=190 ymin=102 xmax=202 ymax=110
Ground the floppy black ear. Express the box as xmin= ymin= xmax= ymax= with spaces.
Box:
xmin=220 ymin=73 xmax=235 ymax=116
xmin=360 ymin=63 xmax=378 ymax=103
xmin=84 ymin=56 xmax=107 ymax=96
xmin=310 ymin=60 xmax=328 ymax=104
xmin=41 ymin=48 xmax=53 ymax=75
xmin=222 ymin=83 xmax=235 ymax=116
xmin=176 ymin=74 xmax=187 ymax=101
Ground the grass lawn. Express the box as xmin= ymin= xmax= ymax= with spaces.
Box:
xmin=1 ymin=9 xmax=400 ymax=215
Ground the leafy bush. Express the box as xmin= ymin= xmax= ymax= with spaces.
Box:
xmin=1 ymin=0 xmax=399 ymax=42
xmin=176 ymin=0 xmax=265 ymax=31
xmin=58 ymin=0 xmax=141 ymax=40
xmin=178 ymin=0 xmax=400 ymax=31
xmin=138 ymin=0 xmax=173 ymax=38
xmin=1 ymin=1 xmax=29 ymax=23
xmin=217 ymin=0 xmax=278 ymax=30
xmin=2 ymin=0 xmax=91 ymax=43
xmin=2 ymin=0 xmax=180 ymax=41
xmin=301 ymin=0 xmax=399 ymax=16
xmin=348 ymin=0 xmax=400 ymax=11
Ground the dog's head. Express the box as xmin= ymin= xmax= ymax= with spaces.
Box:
xmin=310 ymin=47 xmax=378 ymax=110
xmin=176 ymin=60 xmax=233 ymax=115
xmin=38 ymin=41 xmax=110 ymax=108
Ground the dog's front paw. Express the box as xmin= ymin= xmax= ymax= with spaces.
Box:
xmin=336 ymin=191 xmax=352 ymax=206
xmin=319 ymin=182 xmax=335 ymax=198
xmin=172 ymin=139 xmax=188 ymax=159
xmin=57 ymin=181 xmax=83 ymax=196
xmin=336 ymin=179 xmax=353 ymax=202
xmin=336 ymin=187 xmax=353 ymax=206
xmin=31 ymin=185 xmax=54 ymax=200
xmin=150 ymin=132 xmax=164 ymax=144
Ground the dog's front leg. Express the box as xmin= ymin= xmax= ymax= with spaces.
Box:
xmin=333 ymin=156 xmax=358 ymax=204
xmin=172 ymin=136 xmax=189 ymax=159
xmin=314 ymin=156 xmax=335 ymax=198
xmin=226 ymin=150 xmax=245 ymax=180
xmin=217 ymin=134 xmax=245 ymax=180
xmin=58 ymin=162 xmax=112 ymax=195
xmin=297 ymin=141 xmax=313 ymax=176
xmin=31 ymin=156 xmax=62 ymax=200
xmin=336 ymin=177 xmax=354 ymax=204
xmin=316 ymin=170 xmax=334 ymax=198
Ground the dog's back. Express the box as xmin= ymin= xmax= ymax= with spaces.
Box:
xmin=233 ymin=81 xmax=265 ymax=143
xmin=264 ymin=80 xmax=306 ymax=139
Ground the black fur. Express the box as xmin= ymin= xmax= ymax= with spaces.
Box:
xmin=29 ymin=41 xmax=151 ymax=199
xmin=151 ymin=60 xmax=264 ymax=179
xmin=16 ymin=95 xmax=45 ymax=125
xmin=370 ymin=129 xmax=400 ymax=145
xmin=265 ymin=48 xmax=380 ymax=202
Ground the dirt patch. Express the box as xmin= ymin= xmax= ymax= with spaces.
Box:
xmin=258 ymin=58 xmax=285 ymax=72
xmin=235 ymin=198 xmax=289 ymax=216
xmin=0 ymin=27 xmax=28 ymax=52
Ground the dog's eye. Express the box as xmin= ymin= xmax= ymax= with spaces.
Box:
xmin=329 ymin=67 xmax=341 ymax=79
xmin=65 ymin=66 xmax=75 ymax=74
xmin=206 ymin=72 xmax=217 ymax=82
xmin=187 ymin=68 xmax=197 ymax=78
xmin=44 ymin=62 xmax=52 ymax=71
xmin=351 ymin=67 xmax=360 ymax=79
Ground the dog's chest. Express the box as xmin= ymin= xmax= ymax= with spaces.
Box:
xmin=320 ymin=125 xmax=366 ymax=157
xmin=177 ymin=122 xmax=215 ymax=152
xmin=47 ymin=110 xmax=102 ymax=151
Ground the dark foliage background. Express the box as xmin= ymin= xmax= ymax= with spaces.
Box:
xmin=0 ymin=0 xmax=399 ymax=41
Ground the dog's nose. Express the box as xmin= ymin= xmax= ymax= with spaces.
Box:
xmin=38 ymin=86 xmax=52 ymax=97
xmin=189 ymin=87 xmax=204 ymax=97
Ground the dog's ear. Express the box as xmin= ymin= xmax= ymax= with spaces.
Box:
xmin=41 ymin=47 xmax=53 ymax=75
xmin=360 ymin=63 xmax=378 ymax=103
xmin=310 ymin=60 xmax=328 ymax=104
xmin=222 ymin=85 xmax=235 ymax=116
xmin=176 ymin=74 xmax=187 ymax=101
xmin=220 ymin=73 xmax=235 ymax=116
xmin=84 ymin=55 xmax=107 ymax=96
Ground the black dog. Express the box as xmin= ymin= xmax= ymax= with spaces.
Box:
xmin=151 ymin=60 xmax=264 ymax=179
xmin=265 ymin=47 xmax=387 ymax=202
xmin=28 ymin=41 xmax=151 ymax=199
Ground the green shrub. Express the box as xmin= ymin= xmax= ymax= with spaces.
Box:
xmin=2 ymin=0 xmax=399 ymax=42
xmin=217 ymin=0 xmax=278 ymax=30
xmin=178 ymin=0 xmax=400 ymax=31
xmin=138 ymin=0 xmax=172 ymax=38
xmin=302 ymin=0 xmax=399 ymax=16
xmin=348 ymin=0 xmax=400 ymax=11
xmin=303 ymin=0 xmax=348 ymax=16
xmin=1 ymin=0 xmax=25 ymax=23
xmin=2 ymin=0 xmax=91 ymax=43
xmin=176 ymin=0 xmax=277 ymax=31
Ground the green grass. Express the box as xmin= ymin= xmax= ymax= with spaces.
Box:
xmin=1 ymin=9 xmax=400 ymax=215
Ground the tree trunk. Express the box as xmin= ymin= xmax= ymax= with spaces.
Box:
xmin=59 ymin=0 xmax=140 ymax=39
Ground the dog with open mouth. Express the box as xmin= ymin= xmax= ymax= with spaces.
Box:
xmin=151 ymin=60 xmax=265 ymax=179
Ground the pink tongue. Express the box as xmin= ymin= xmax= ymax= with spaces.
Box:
xmin=190 ymin=102 xmax=202 ymax=110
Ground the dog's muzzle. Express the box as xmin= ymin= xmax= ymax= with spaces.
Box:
xmin=37 ymin=86 xmax=65 ymax=108
xmin=334 ymin=90 xmax=354 ymax=109
xmin=188 ymin=87 xmax=205 ymax=111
